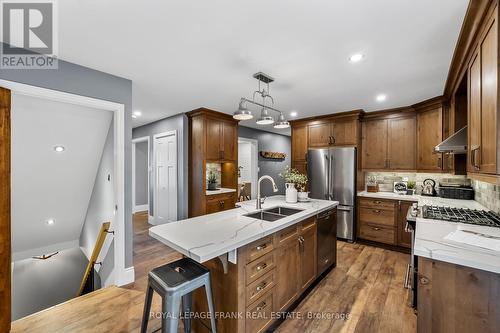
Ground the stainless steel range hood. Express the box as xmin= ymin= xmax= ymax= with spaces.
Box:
xmin=434 ymin=126 xmax=467 ymax=154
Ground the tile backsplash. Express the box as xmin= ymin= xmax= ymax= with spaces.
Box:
xmin=365 ymin=172 xmax=468 ymax=194
xmin=472 ymin=180 xmax=500 ymax=213
xmin=365 ymin=172 xmax=500 ymax=213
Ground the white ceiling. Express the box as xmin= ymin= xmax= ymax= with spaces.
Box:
xmin=11 ymin=94 xmax=112 ymax=256
xmin=57 ymin=0 xmax=468 ymax=133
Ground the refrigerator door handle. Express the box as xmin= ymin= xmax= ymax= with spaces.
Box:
xmin=329 ymin=155 xmax=334 ymax=200
xmin=324 ymin=154 xmax=329 ymax=200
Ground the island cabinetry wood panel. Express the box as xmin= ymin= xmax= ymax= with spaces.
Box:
xmin=192 ymin=215 xmax=327 ymax=333
xmin=187 ymin=108 xmax=239 ymax=217
xmin=417 ymin=257 xmax=500 ymax=333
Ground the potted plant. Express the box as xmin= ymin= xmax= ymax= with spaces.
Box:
xmin=407 ymin=181 xmax=416 ymax=195
xmin=279 ymin=166 xmax=308 ymax=202
xmin=207 ymin=171 xmax=217 ymax=191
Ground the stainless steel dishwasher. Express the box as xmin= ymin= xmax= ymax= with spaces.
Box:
xmin=317 ymin=207 xmax=337 ymax=275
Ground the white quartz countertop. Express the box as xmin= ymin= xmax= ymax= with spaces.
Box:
xmin=149 ymin=196 xmax=338 ymax=263
xmin=414 ymin=218 xmax=500 ymax=274
xmin=206 ymin=188 xmax=236 ymax=196
xmin=359 ymin=191 xmax=500 ymax=273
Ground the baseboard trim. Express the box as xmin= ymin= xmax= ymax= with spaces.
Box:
xmin=117 ymin=266 xmax=135 ymax=286
xmin=133 ymin=204 xmax=149 ymax=213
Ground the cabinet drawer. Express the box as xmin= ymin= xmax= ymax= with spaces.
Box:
xmin=359 ymin=207 xmax=395 ymax=227
xmin=358 ymin=198 xmax=396 ymax=210
xmin=359 ymin=223 xmax=395 ymax=245
xmin=246 ymin=252 xmax=275 ymax=285
xmin=300 ymin=217 xmax=316 ymax=231
xmin=246 ymin=270 xmax=275 ymax=306
xmin=246 ymin=236 xmax=274 ymax=263
xmin=275 ymin=225 xmax=299 ymax=245
xmin=245 ymin=288 xmax=275 ymax=333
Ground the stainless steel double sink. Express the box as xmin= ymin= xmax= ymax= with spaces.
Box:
xmin=243 ymin=206 xmax=304 ymax=222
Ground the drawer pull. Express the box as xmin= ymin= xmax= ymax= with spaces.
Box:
xmin=372 ymin=209 xmax=381 ymax=214
xmin=255 ymin=244 xmax=267 ymax=251
xmin=372 ymin=227 xmax=381 ymax=231
xmin=256 ymin=301 xmax=267 ymax=311
xmin=255 ymin=282 xmax=267 ymax=292
xmin=373 ymin=200 xmax=382 ymax=204
xmin=256 ymin=263 xmax=267 ymax=271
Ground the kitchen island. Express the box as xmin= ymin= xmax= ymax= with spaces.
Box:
xmin=149 ymin=196 xmax=338 ymax=333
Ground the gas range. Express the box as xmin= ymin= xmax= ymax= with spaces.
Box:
xmin=421 ymin=205 xmax=500 ymax=228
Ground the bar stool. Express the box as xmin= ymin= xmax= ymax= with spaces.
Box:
xmin=141 ymin=257 xmax=217 ymax=333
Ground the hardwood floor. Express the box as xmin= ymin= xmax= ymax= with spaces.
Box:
xmin=11 ymin=212 xmax=416 ymax=333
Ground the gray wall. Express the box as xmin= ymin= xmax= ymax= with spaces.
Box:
xmin=238 ymin=126 xmax=291 ymax=197
xmin=79 ymin=123 xmax=115 ymax=286
xmin=0 ymin=49 xmax=134 ymax=268
xmin=135 ymin=141 xmax=149 ymax=206
xmin=12 ymin=247 xmax=99 ymax=320
xmin=132 ymin=113 xmax=189 ymax=220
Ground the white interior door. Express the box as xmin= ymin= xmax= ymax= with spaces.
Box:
xmin=154 ymin=131 xmax=177 ymax=224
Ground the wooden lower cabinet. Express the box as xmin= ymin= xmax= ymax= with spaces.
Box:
xmin=193 ymin=217 xmax=326 ymax=333
xmin=206 ymin=193 xmax=237 ymax=214
xmin=357 ymin=196 xmax=414 ymax=250
xmin=417 ymin=257 xmax=500 ymax=333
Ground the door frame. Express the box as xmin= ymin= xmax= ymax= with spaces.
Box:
xmin=152 ymin=130 xmax=177 ymax=225
xmin=0 ymin=79 xmax=131 ymax=288
xmin=238 ymin=137 xmax=258 ymax=199
xmin=132 ymin=136 xmax=150 ymax=214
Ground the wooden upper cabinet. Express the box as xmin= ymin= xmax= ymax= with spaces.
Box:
xmin=362 ymin=119 xmax=388 ymax=169
xmin=469 ymin=50 xmax=482 ymax=172
xmin=291 ymin=125 xmax=308 ymax=162
xmin=417 ymin=107 xmax=443 ymax=171
xmin=222 ymin=121 xmax=237 ymax=161
xmin=479 ymin=17 xmax=497 ymax=174
xmin=308 ymin=122 xmax=331 ymax=147
xmin=332 ymin=119 xmax=358 ymax=146
xmin=205 ymin=117 xmax=237 ymax=162
xmin=388 ymin=116 xmax=416 ymax=170
xmin=206 ymin=117 xmax=222 ymax=160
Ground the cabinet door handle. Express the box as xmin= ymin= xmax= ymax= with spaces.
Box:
xmin=372 ymin=209 xmax=381 ymax=214
xmin=372 ymin=227 xmax=381 ymax=231
xmin=437 ymin=157 xmax=442 ymax=169
xmin=332 ymin=136 xmax=336 ymax=145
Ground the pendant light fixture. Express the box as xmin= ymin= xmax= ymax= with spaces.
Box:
xmin=274 ymin=112 xmax=290 ymax=129
xmin=256 ymin=108 xmax=274 ymax=125
xmin=233 ymin=72 xmax=290 ymax=129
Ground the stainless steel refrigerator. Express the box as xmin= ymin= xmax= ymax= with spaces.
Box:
xmin=307 ymin=147 xmax=356 ymax=241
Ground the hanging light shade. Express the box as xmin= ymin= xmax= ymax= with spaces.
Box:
xmin=273 ymin=112 xmax=290 ymax=129
xmin=233 ymin=100 xmax=253 ymax=120
xmin=256 ymin=108 xmax=274 ymax=125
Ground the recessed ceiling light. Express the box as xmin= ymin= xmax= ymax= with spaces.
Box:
xmin=131 ymin=114 xmax=137 ymax=118
xmin=46 ymin=219 xmax=55 ymax=225
xmin=376 ymin=94 xmax=387 ymax=102
xmin=133 ymin=110 xmax=142 ymax=117
xmin=290 ymin=111 xmax=298 ymax=117
xmin=349 ymin=53 xmax=364 ymax=63
xmin=53 ymin=145 xmax=65 ymax=152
